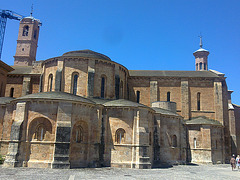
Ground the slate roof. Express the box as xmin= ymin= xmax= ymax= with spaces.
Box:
xmin=152 ymin=107 xmax=181 ymax=117
xmin=129 ymin=70 xmax=220 ymax=78
xmin=103 ymin=99 xmax=149 ymax=108
xmin=0 ymin=60 xmax=14 ymax=72
xmin=185 ymin=116 xmax=222 ymax=126
xmin=15 ymin=91 xmax=95 ymax=104
xmin=88 ymin=97 xmax=111 ymax=105
xmin=62 ymin=49 xmax=111 ymax=61
xmin=0 ymin=97 xmax=15 ymax=105
xmin=8 ymin=66 xmax=37 ymax=75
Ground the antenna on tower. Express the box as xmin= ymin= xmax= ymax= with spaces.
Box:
xmin=30 ymin=4 xmax=33 ymax=17
xmin=198 ymin=33 xmax=203 ymax=48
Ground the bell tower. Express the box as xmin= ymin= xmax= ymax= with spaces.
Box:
xmin=14 ymin=16 xmax=41 ymax=66
xmin=193 ymin=36 xmax=209 ymax=71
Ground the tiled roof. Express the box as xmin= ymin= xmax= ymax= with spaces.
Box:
xmin=0 ymin=97 xmax=15 ymax=105
xmin=62 ymin=49 xmax=111 ymax=61
xmin=185 ymin=116 xmax=222 ymax=126
xmin=15 ymin=92 xmax=95 ymax=104
xmin=152 ymin=107 xmax=181 ymax=117
xmin=103 ymin=99 xmax=149 ymax=108
xmin=129 ymin=70 xmax=220 ymax=78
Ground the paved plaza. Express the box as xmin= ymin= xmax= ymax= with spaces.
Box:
xmin=0 ymin=164 xmax=239 ymax=180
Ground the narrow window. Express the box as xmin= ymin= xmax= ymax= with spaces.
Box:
xmin=197 ymin=92 xmax=201 ymax=111
xmin=172 ymin=135 xmax=177 ymax=147
xmin=194 ymin=138 xmax=197 ymax=148
xmin=73 ymin=74 xmax=78 ymax=95
xmin=136 ymin=91 xmax=140 ymax=103
xmin=167 ymin=91 xmax=171 ymax=101
xmin=101 ymin=77 xmax=105 ymax=98
xmin=10 ymin=88 xmax=14 ymax=97
xmin=196 ymin=63 xmax=198 ymax=70
xmin=35 ymin=124 xmax=45 ymax=141
xmin=34 ymin=30 xmax=37 ymax=39
xmin=120 ymin=80 xmax=123 ymax=99
xmin=22 ymin=26 xmax=29 ymax=36
xmin=76 ymin=126 xmax=83 ymax=143
xmin=204 ymin=63 xmax=206 ymax=70
xmin=115 ymin=128 xmax=125 ymax=144
xmin=48 ymin=74 xmax=53 ymax=92
xmin=149 ymin=132 xmax=152 ymax=145
xmin=199 ymin=62 xmax=202 ymax=70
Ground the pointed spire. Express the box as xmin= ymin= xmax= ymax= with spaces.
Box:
xmin=30 ymin=4 xmax=33 ymax=17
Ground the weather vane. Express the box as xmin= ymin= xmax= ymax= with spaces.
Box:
xmin=198 ymin=33 xmax=203 ymax=48
xmin=30 ymin=4 xmax=33 ymax=16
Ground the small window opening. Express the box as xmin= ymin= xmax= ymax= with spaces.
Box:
xmin=172 ymin=135 xmax=177 ymax=147
xmin=197 ymin=92 xmax=201 ymax=111
xmin=101 ymin=77 xmax=105 ymax=98
xmin=115 ymin=128 xmax=125 ymax=144
xmin=22 ymin=48 xmax=24 ymax=51
xmin=194 ymin=138 xmax=197 ymax=148
xmin=204 ymin=63 xmax=206 ymax=70
xmin=48 ymin=74 xmax=53 ymax=92
xmin=10 ymin=88 xmax=14 ymax=97
xmin=73 ymin=74 xmax=78 ymax=95
xmin=199 ymin=62 xmax=202 ymax=70
xmin=34 ymin=30 xmax=37 ymax=39
xmin=76 ymin=126 xmax=83 ymax=143
xmin=22 ymin=26 xmax=29 ymax=36
xmin=136 ymin=91 xmax=140 ymax=103
xmin=167 ymin=91 xmax=171 ymax=101
xmin=35 ymin=124 xmax=45 ymax=141
xmin=149 ymin=132 xmax=152 ymax=145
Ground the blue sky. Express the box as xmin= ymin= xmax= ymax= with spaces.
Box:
xmin=1 ymin=0 xmax=240 ymax=104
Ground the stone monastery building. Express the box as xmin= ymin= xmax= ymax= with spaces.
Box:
xmin=0 ymin=16 xmax=239 ymax=169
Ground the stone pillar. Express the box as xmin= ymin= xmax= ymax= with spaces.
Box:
xmin=51 ymin=102 xmax=72 ymax=169
xmin=4 ymin=102 xmax=27 ymax=167
xmin=181 ymin=78 xmax=190 ymax=119
xmin=87 ymin=60 xmax=95 ymax=97
xmin=131 ymin=110 xmax=151 ymax=169
xmin=21 ymin=76 xmax=31 ymax=96
xmin=150 ymin=80 xmax=158 ymax=104
xmin=214 ymin=81 xmax=224 ymax=124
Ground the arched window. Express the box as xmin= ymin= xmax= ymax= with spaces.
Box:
xmin=72 ymin=74 xmax=78 ymax=95
xmin=75 ymin=126 xmax=83 ymax=143
xmin=34 ymin=124 xmax=45 ymax=141
xmin=199 ymin=62 xmax=202 ymax=70
xmin=22 ymin=26 xmax=29 ymax=36
xmin=197 ymin=92 xmax=201 ymax=111
xmin=101 ymin=76 xmax=105 ymax=98
xmin=10 ymin=88 xmax=14 ymax=97
xmin=120 ymin=80 xmax=124 ymax=99
xmin=149 ymin=132 xmax=152 ymax=145
xmin=115 ymin=128 xmax=125 ymax=144
xmin=136 ymin=91 xmax=140 ymax=103
xmin=172 ymin=135 xmax=177 ymax=147
xmin=167 ymin=91 xmax=171 ymax=101
xmin=48 ymin=74 xmax=53 ymax=92
xmin=194 ymin=138 xmax=197 ymax=148
xmin=34 ymin=30 xmax=37 ymax=39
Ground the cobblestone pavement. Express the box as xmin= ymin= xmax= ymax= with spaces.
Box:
xmin=0 ymin=164 xmax=239 ymax=180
